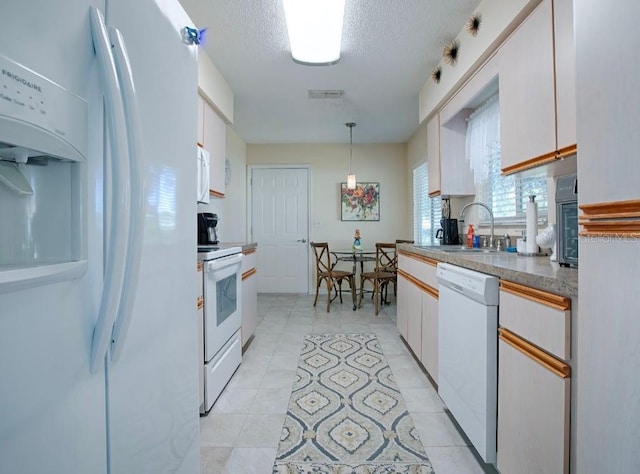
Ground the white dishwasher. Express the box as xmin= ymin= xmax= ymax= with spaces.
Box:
xmin=437 ymin=263 xmax=499 ymax=465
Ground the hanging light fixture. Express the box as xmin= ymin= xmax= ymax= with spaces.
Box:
xmin=346 ymin=122 xmax=356 ymax=189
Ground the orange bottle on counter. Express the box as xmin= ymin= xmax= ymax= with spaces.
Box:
xmin=466 ymin=224 xmax=475 ymax=248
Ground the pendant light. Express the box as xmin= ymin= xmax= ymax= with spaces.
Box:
xmin=346 ymin=122 xmax=356 ymax=189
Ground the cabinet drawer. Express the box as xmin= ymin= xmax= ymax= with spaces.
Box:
xmin=497 ymin=329 xmax=570 ymax=474
xmin=499 ymin=280 xmax=571 ymax=360
xmin=398 ymin=251 xmax=438 ymax=289
xmin=242 ymin=248 xmax=257 ymax=273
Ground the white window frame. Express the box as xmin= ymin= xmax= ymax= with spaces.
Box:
xmin=476 ymin=147 xmax=548 ymax=225
xmin=466 ymin=93 xmax=548 ymax=226
xmin=413 ymin=162 xmax=441 ymax=244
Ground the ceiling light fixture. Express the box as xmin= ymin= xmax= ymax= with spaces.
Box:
xmin=283 ymin=0 xmax=345 ymax=66
xmin=346 ymin=122 xmax=356 ymax=189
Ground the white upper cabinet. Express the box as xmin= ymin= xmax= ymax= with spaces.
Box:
xmin=426 ymin=115 xmax=441 ymax=196
xmin=498 ymin=0 xmax=556 ymax=174
xmin=426 ymin=111 xmax=475 ymax=197
xmin=201 ymin=97 xmax=226 ymax=197
xmin=427 ymin=114 xmax=440 ymax=197
xmin=439 ymin=110 xmax=475 ymax=196
xmin=554 ymin=0 xmax=577 ymax=152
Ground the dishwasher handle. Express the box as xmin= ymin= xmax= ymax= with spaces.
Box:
xmin=447 ymin=282 xmax=466 ymax=294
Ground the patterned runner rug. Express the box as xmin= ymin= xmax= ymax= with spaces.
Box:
xmin=273 ymin=334 xmax=434 ymax=474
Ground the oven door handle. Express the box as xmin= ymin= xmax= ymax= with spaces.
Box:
xmin=205 ymin=253 xmax=243 ymax=272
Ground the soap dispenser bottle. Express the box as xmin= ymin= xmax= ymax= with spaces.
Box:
xmin=466 ymin=224 xmax=475 ymax=248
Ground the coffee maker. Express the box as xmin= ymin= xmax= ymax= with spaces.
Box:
xmin=436 ymin=218 xmax=460 ymax=245
xmin=198 ymin=212 xmax=219 ymax=245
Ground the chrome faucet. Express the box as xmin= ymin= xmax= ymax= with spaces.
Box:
xmin=460 ymin=202 xmax=495 ymax=248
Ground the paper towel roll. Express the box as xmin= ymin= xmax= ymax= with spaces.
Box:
xmin=526 ymin=196 xmax=538 ymax=254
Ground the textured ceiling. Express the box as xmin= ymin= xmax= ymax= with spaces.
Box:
xmin=178 ymin=0 xmax=482 ymax=144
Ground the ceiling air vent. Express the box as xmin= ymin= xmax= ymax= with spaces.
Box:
xmin=308 ymin=89 xmax=344 ymax=100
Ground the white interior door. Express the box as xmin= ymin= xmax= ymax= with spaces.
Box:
xmin=251 ymin=167 xmax=309 ymax=293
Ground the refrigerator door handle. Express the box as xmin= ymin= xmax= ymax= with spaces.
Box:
xmin=89 ymin=6 xmax=131 ymax=374
xmin=108 ymin=27 xmax=145 ymax=363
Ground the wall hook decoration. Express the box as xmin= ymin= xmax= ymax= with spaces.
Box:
xmin=431 ymin=66 xmax=442 ymax=84
xmin=443 ymin=39 xmax=460 ymax=66
xmin=181 ymin=26 xmax=207 ymax=45
xmin=466 ymin=13 xmax=482 ymax=37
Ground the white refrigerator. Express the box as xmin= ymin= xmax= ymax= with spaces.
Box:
xmin=574 ymin=1 xmax=640 ymax=472
xmin=0 ymin=0 xmax=200 ymax=472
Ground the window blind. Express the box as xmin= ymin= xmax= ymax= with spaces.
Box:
xmin=467 ymin=93 xmax=547 ymax=223
xmin=413 ymin=163 xmax=441 ymax=244
xmin=476 ymin=146 xmax=548 ymax=222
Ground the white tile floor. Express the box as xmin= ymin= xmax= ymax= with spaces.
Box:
xmin=200 ymin=293 xmax=495 ymax=474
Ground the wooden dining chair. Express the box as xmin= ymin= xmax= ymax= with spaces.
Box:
xmin=358 ymin=243 xmax=396 ymax=315
xmin=310 ymin=242 xmax=356 ymax=313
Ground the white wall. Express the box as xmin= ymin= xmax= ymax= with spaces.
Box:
xmin=195 ymin=50 xmax=248 ymax=242
xmin=246 ymin=143 xmax=409 ymax=249
xmin=196 ymin=125 xmax=247 ymax=242
xmin=197 ymin=52 xmax=234 ymax=124
xmin=418 ymin=0 xmax=539 ymax=122
xmin=222 ymin=127 xmax=248 ymax=241
xmin=406 ymin=122 xmax=428 ymax=238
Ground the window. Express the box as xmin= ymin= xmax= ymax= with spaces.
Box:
xmin=467 ymin=94 xmax=547 ymax=223
xmin=413 ymin=162 xmax=442 ymax=244
xmin=476 ymin=145 xmax=548 ymax=221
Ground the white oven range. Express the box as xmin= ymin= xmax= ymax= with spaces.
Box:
xmin=198 ymin=245 xmax=243 ymax=414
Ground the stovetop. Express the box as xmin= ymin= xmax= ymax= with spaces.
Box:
xmin=197 ymin=245 xmax=242 ymax=261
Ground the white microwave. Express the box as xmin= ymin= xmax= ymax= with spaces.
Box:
xmin=197 ymin=145 xmax=210 ymax=204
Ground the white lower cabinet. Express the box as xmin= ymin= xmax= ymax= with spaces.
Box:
xmin=497 ymin=330 xmax=570 ymax=474
xmin=406 ymin=279 xmax=422 ymax=357
xmin=397 ymin=252 xmax=439 ymax=383
xmin=497 ymin=281 xmax=572 ymax=474
xmin=241 ymin=248 xmax=258 ymax=347
xmin=420 ymin=290 xmax=438 ymax=384
xmin=396 ymin=273 xmax=409 ymax=340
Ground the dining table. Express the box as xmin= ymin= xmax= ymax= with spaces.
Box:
xmin=330 ymin=249 xmax=377 ymax=309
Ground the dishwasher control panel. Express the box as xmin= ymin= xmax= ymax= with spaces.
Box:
xmin=436 ymin=263 xmax=499 ymax=305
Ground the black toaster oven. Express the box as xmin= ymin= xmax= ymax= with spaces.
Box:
xmin=556 ymin=174 xmax=578 ymax=267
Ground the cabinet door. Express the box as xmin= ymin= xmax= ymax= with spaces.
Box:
xmin=396 ymin=273 xmax=409 ymax=340
xmin=420 ymin=290 xmax=438 ymax=383
xmin=242 ymin=271 xmax=257 ymax=347
xmin=499 ymin=282 xmax=571 ymax=360
xmin=197 ymin=94 xmax=205 ymax=146
xmin=499 ymin=0 xmax=556 ymax=172
xmin=497 ymin=333 xmax=570 ymax=474
xmin=439 ymin=111 xmax=475 ymax=196
xmin=426 ymin=115 xmax=441 ymax=196
xmin=554 ymin=0 xmax=577 ymax=151
xmin=406 ymin=281 xmax=422 ymax=357
xmin=203 ymin=101 xmax=226 ymax=196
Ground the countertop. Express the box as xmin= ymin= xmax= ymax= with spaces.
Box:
xmin=217 ymin=242 xmax=257 ymax=252
xmin=397 ymin=243 xmax=578 ymax=298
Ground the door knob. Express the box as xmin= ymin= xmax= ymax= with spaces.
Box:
xmin=297 ymin=238 xmax=307 ymax=243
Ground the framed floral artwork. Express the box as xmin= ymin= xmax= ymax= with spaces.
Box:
xmin=340 ymin=182 xmax=380 ymax=221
